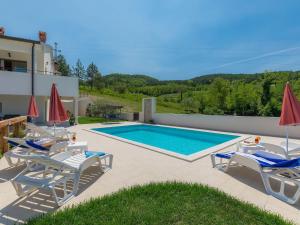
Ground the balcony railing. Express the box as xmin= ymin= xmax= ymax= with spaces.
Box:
xmin=0 ymin=70 xmax=78 ymax=97
xmin=0 ymin=68 xmax=64 ymax=76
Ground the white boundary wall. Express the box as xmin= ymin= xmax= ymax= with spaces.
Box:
xmin=120 ymin=113 xmax=134 ymax=121
xmin=152 ymin=113 xmax=300 ymax=139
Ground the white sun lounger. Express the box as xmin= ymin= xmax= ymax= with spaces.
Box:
xmin=258 ymin=142 xmax=300 ymax=159
xmin=4 ymin=137 xmax=68 ymax=167
xmin=211 ymin=151 xmax=300 ymax=204
xmin=26 ymin=123 xmax=70 ymax=140
xmin=11 ymin=151 xmax=113 ymax=206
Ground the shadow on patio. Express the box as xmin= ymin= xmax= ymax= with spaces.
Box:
xmin=226 ymin=166 xmax=300 ymax=209
xmin=0 ymin=165 xmax=26 ymax=183
xmin=0 ymin=165 xmax=104 ymax=224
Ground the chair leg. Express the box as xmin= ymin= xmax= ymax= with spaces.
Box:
xmin=262 ymin=172 xmax=300 ymax=204
xmin=100 ymin=154 xmax=113 ymax=172
xmin=4 ymin=153 xmax=13 ymax=167
xmin=11 ymin=180 xmax=37 ymax=197
xmin=210 ymin=154 xmax=216 ymax=168
xmin=72 ymin=173 xmax=81 ymax=196
xmin=108 ymin=154 xmax=113 ymax=169
xmin=51 ymin=177 xmax=76 ymax=206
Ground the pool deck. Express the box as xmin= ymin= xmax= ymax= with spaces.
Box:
xmin=0 ymin=122 xmax=300 ymax=224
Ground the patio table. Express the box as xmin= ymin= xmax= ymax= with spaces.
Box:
xmin=67 ymin=141 xmax=88 ymax=153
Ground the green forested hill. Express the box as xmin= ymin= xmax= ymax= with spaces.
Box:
xmin=81 ymin=71 xmax=300 ymax=116
xmin=103 ymin=74 xmax=159 ymax=86
xmin=191 ymin=73 xmax=262 ymax=84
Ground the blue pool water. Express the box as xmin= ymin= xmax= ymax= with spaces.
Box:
xmin=92 ymin=125 xmax=239 ymax=156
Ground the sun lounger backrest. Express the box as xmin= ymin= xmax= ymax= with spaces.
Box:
xmin=26 ymin=140 xmax=49 ymax=151
xmin=49 ymin=141 xmax=69 ymax=154
xmin=4 ymin=137 xmax=29 ymax=148
xmin=260 ymin=143 xmax=288 ymax=158
xmin=78 ymin=156 xmax=100 ymax=171
xmin=27 ymin=123 xmax=52 ymax=138
xmin=27 ymin=123 xmax=69 ymax=139
xmin=232 ymin=153 xmax=262 ymax=172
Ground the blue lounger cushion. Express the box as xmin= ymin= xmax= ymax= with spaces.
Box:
xmin=253 ymin=151 xmax=286 ymax=163
xmin=8 ymin=140 xmax=28 ymax=148
xmin=25 ymin=140 xmax=49 ymax=151
xmin=238 ymin=152 xmax=300 ymax=168
xmin=215 ymin=151 xmax=285 ymax=162
xmin=215 ymin=151 xmax=300 ymax=168
xmin=215 ymin=151 xmax=235 ymax=159
xmin=85 ymin=151 xmax=106 ymax=158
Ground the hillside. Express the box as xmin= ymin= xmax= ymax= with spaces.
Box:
xmin=191 ymin=73 xmax=263 ymax=84
xmin=80 ymin=86 xmax=185 ymax=114
xmin=81 ymin=70 xmax=300 ymax=117
xmin=103 ymin=73 xmax=159 ymax=86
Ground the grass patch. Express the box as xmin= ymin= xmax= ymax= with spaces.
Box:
xmin=78 ymin=116 xmax=122 ymax=124
xmin=26 ymin=182 xmax=293 ymax=225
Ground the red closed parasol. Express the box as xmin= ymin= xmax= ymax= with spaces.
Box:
xmin=27 ymin=96 xmax=39 ymax=118
xmin=49 ymin=83 xmax=68 ymax=124
xmin=279 ymin=82 xmax=300 ymax=151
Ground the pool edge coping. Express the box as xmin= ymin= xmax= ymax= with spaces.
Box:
xmin=84 ymin=123 xmax=250 ymax=162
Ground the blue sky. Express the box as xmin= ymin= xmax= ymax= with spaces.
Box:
xmin=1 ymin=0 xmax=300 ymax=79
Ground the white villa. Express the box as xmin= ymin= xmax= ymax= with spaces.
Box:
xmin=0 ymin=30 xmax=78 ymax=123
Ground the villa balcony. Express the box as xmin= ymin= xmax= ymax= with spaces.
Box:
xmin=0 ymin=70 xmax=78 ymax=97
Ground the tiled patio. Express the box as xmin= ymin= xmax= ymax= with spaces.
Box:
xmin=0 ymin=122 xmax=299 ymax=224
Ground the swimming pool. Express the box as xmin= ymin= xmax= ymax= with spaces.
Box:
xmin=91 ymin=124 xmax=243 ymax=161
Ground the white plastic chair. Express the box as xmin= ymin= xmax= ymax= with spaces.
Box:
xmin=4 ymin=138 xmax=68 ymax=167
xmin=11 ymin=151 xmax=113 ymax=206
xmin=211 ymin=151 xmax=300 ymax=204
xmin=26 ymin=123 xmax=70 ymax=140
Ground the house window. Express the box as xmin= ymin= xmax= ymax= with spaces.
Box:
xmin=0 ymin=59 xmax=27 ymax=73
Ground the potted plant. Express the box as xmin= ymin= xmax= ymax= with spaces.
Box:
xmin=69 ymin=114 xmax=75 ymax=126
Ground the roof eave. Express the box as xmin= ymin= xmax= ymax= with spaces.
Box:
xmin=0 ymin=35 xmax=40 ymax=44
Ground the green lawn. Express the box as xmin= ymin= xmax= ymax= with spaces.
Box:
xmin=78 ymin=116 xmax=122 ymax=124
xmin=26 ymin=182 xmax=292 ymax=225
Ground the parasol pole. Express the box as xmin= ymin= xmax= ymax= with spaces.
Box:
xmin=54 ymin=122 xmax=56 ymax=136
xmin=285 ymin=126 xmax=289 ymax=153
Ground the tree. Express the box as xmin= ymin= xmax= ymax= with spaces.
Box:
xmin=208 ymin=78 xmax=230 ymax=111
xmin=261 ymin=78 xmax=272 ymax=106
xmin=87 ymin=63 xmax=101 ymax=89
xmin=72 ymin=59 xmax=86 ymax=80
xmin=94 ymin=76 xmax=105 ymax=90
xmin=182 ymin=97 xmax=197 ymax=113
xmin=114 ymin=83 xmax=128 ymax=94
xmin=56 ymin=54 xmax=71 ymax=76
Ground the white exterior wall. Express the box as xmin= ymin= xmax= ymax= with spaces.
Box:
xmin=39 ymin=44 xmax=55 ymax=74
xmin=35 ymin=73 xmax=78 ymax=97
xmin=0 ymin=71 xmax=78 ymax=97
xmin=0 ymin=38 xmax=55 ymax=75
xmin=78 ymin=97 xmax=93 ymax=116
xmin=139 ymin=112 xmax=144 ymax=122
xmin=0 ymin=95 xmax=47 ymax=122
xmin=0 ymin=51 xmax=30 ymax=65
xmin=120 ymin=113 xmax=134 ymax=121
xmin=142 ymin=97 xmax=156 ymax=122
xmin=152 ymin=113 xmax=300 ymax=139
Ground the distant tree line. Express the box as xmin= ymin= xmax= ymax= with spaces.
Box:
xmin=56 ymin=54 xmax=300 ymax=117
xmin=56 ymin=56 xmax=104 ymax=90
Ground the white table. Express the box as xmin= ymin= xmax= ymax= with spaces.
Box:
xmin=239 ymin=143 xmax=265 ymax=153
xmin=67 ymin=141 xmax=88 ymax=152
